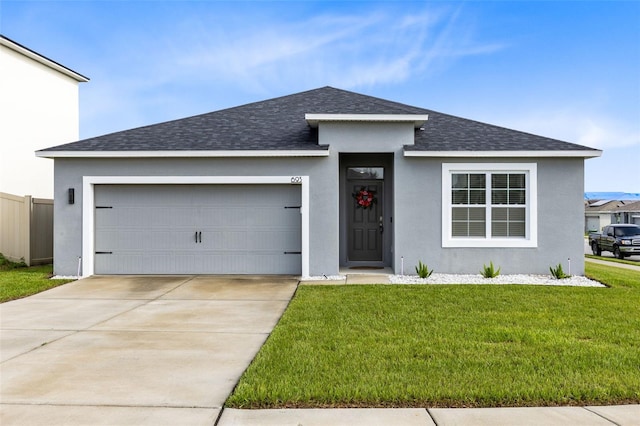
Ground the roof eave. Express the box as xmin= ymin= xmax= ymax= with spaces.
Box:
xmin=404 ymin=150 xmax=602 ymax=158
xmin=35 ymin=149 xmax=331 ymax=159
xmin=305 ymin=113 xmax=429 ymax=128
xmin=1 ymin=35 xmax=89 ymax=82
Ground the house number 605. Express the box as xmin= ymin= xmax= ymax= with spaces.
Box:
xmin=290 ymin=176 xmax=302 ymax=184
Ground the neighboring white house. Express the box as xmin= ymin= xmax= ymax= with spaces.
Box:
xmin=0 ymin=35 xmax=88 ymax=198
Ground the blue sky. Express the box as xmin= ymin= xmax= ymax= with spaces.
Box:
xmin=2 ymin=0 xmax=639 ymax=192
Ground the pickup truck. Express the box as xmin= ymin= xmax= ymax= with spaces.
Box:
xmin=589 ymin=224 xmax=640 ymax=259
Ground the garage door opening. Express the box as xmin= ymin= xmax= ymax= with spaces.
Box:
xmin=82 ymin=176 xmax=309 ymax=277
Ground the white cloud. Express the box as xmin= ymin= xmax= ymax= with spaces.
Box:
xmin=503 ymin=108 xmax=640 ymax=150
xmin=148 ymin=6 xmax=506 ymax=92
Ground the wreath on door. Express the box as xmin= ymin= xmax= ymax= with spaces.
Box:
xmin=353 ymin=187 xmax=377 ymax=209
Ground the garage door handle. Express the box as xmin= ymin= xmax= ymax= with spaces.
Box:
xmin=195 ymin=231 xmax=198 ymax=243
xmin=199 ymin=231 xmax=202 ymax=243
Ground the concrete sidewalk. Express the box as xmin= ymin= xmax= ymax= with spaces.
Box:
xmin=586 ymin=256 xmax=640 ymax=272
xmin=217 ymin=405 xmax=640 ymax=425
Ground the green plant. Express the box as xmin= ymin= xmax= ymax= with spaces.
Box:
xmin=549 ymin=263 xmax=570 ymax=279
xmin=481 ymin=261 xmax=501 ymax=278
xmin=415 ymin=261 xmax=433 ymax=278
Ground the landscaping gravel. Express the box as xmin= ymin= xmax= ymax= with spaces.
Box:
xmin=390 ymin=273 xmax=604 ymax=287
xmin=301 ymin=274 xmax=604 ymax=287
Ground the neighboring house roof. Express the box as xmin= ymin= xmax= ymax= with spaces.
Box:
xmin=37 ymin=86 xmax=600 ymax=157
xmin=585 ymin=200 xmax=640 ymax=213
xmin=0 ymin=35 xmax=89 ymax=83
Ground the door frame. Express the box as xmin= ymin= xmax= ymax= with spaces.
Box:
xmin=339 ymin=154 xmax=394 ymax=268
xmin=81 ymin=175 xmax=309 ymax=278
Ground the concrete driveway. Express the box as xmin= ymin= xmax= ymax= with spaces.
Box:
xmin=0 ymin=275 xmax=298 ymax=425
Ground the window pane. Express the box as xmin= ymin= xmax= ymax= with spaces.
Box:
xmin=492 ymin=174 xmax=508 ymax=188
xmin=509 ymin=174 xmax=525 ymax=188
xmin=347 ymin=167 xmax=384 ymax=179
xmin=469 ymin=208 xmax=485 ymax=221
xmin=492 ymin=208 xmax=507 ymax=221
xmin=492 ymin=190 xmax=508 ymax=204
xmin=469 ymin=189 xmax=486 ymax=204
xmin=469 ymin=174 xmax=486 ymax=188
xmin=452 ymin=190 xmax=468 ymax=204
xmin=452 ymin=174 xmax=468 ymax=189
xmin=468 ymin=221 xmax=486 ymax=237
xmin=452 ymin=222 xmax=468 ymax=236
xmin=509 ymin=207 xmax=525 ymax=221
xmin=452 ymin=208 xmax=468 ymax=220
xmin=509 ymin=190 xmax=526 ymax=205
xmin=492 ymin=222 xmax=508 ymax=237
xmin=510 ymin=222 xmax=526 ymax=237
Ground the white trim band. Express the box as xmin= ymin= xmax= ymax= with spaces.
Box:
xmin=81 ymin=176 xmax=310 ymax=278
xmin=305 ymin=113 xmax=428 ymax=128
xmin=37 ymin=150 xmax=330 ymax=159
xmin=405 ymin=150 xmax=602 ymax=158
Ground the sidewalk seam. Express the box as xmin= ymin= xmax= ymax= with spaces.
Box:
xmin=583 ymin=406 xmax=622 ymax=426
xmin=425 ymin=408 xmax=440 ymax=426
xmin=213 ymin=406 xmax=224 ymax=426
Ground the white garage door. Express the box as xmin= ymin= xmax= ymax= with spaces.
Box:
xmin=94 ymin=185 xmax=301 ymax=274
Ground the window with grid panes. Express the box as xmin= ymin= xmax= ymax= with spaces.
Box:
xmin=443 ymin=164 xmax=537 ymax=248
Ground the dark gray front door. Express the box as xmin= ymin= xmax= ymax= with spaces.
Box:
xmin=347 ymin=180 xmax=383 ymax=261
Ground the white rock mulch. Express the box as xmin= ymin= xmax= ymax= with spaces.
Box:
xmin=50 ymin=275 xmax=79 ymax=280
xmin=390 ymin=273 xmax=604 ymax=287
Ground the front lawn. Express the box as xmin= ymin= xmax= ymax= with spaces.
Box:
xmin=227 ymin=263 xmax=640 ymax=408
xmin=0 ymin=254 xmax=74 ymax=302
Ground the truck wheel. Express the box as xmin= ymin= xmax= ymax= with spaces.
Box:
xmin=591 ymin=242 xmax=601 ymax=256
xmin=613 ymin=246 xmax=624 ymax=259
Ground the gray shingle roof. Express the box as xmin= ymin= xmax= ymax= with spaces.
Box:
xmin=39 ymin=86 xmax=598 ymax=153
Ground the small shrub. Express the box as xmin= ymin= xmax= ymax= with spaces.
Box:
xmin=415 ymin=261 xmax=433 ymax=279
xmin=481 ymin=261 xmax=501 ymax=278
xmin=550 ymin=263 xmax=570 ymax=279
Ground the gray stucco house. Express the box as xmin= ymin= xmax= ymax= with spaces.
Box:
xmin=37 ymin=87 xmax=601 ymax=277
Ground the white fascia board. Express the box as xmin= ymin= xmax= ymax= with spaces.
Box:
xmin=305 ymin=113 xmax=429 ymax=128
xmin=405 ymin=150 xmax=602 ymax=158
xmin=36 ymin=150 xmax=330 ymax=159
xmin=1 ymin=37 xmax=89 ymax=82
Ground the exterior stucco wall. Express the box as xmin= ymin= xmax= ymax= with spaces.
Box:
xmin=319 ymin=122 xmax=415 ymax=152
xmin=53 ymin=157 xmax=339 ymax=276
xmin=0 ymin=44 xmax=81 ymax=198
xmin=394 ymin=157 xmax=586 ymax=275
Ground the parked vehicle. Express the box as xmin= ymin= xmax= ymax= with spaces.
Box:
xmin=589 ymin=224 xmax=640 ymax=259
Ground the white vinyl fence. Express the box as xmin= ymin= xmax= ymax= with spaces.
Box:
xmin=0 ymin=192 xmax=53 ymax=266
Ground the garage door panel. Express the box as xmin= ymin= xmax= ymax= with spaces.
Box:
xmin=94 ymin=184 xmax=301 ymax=274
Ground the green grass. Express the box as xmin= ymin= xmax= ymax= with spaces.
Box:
xmin=0 ymin=254 xmax=74 ymax=303
xmin=585 ymin=254 xmax=640 ymax=267
xmin=585 ymin=261 xmax=640 ymax=289
xmin=227 ymin=264 xmax=640 ymax=408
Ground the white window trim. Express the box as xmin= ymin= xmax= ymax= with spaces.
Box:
xmin=82 ymin=176 xmax=310 ymax=278
xmin=442 ymin=163 xmax=538 ymax=248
